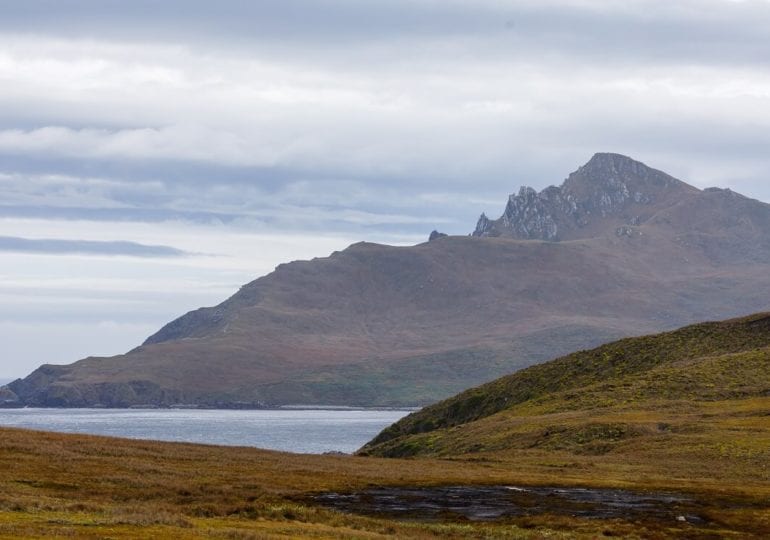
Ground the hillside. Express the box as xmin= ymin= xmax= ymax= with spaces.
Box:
xmin=2 ymin=315 xmax=769 ymax=538
xmin=360 ymin=312 xmax=770 ymax=458
xmin=4 ymin=153 xmax=770 ymax=408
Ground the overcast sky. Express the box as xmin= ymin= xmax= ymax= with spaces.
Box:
xmin=2 ymin=0 xmax=770 ymax=378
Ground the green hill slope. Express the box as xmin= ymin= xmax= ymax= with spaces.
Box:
xmin=360 ymin=312 xmax=770 ymax=457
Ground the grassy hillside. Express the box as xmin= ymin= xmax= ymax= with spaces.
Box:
xmin=360 ymin=313 xmax=770 ymax=456
xmin=1 ymin=314 xmax=769 ymax=537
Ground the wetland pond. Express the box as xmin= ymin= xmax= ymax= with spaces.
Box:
xmin=315 ymin=485 xmax=709 ymax=525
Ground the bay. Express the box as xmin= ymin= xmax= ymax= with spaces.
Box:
xmin=0 ymin=408 xmax=411 ymax=454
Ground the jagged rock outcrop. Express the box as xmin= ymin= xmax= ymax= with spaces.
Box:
xmin=428 ymin=230 xmax=448 ymax=241
xmin=473 ymin=153 xmax=697 ymax=240
xmin=474 ymin=213 xmax=493 ymax=236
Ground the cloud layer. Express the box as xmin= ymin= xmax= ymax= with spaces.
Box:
xmin=1 ymin=0 xmax=769 ymax=377
xmin=0 ymin=236 xmax=189 ymax=257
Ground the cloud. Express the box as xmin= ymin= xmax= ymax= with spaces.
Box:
xmin=1 ymin=7 xmax=770 ymax=214
xmin=3 ymin=1 xmax=770 ymax=69
xmin=2 ymin=0 xmax=770 ymax=377
xmin=0 ymin=320 xmax=161 ymax=378
xmin=2 ymin=29 xmax=770 ymax=193
xmin=0 ymin=236 xmax=190 ymax=258
xmin=0 ymin=126 xmax=264 ymax=167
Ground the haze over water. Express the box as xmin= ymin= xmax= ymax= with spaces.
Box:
xmin=0 ymin=408 xmax=410 ymax=454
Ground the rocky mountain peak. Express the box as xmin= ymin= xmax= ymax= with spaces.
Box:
xmin=576 ymin=152 xmax=648 ymax=177
xmin=564 ymin=153 xmax=689 ymax=200
xmin=473 ymin=153 xmax=698 ymax=240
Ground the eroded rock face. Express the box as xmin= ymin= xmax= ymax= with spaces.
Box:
xmin=498 ymin=186 xmax=564 ymax=240
xmin=474 ymin=213 xmax=493 ymax=236
xmin=473 ymin=153 xmax=696 ymax=240
xmin=428 ymin=230 xmax=448 ymax=242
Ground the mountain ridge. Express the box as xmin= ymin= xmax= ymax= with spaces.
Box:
xmin=474 ymin=152 xmax=699 ymax=240
xmin=4 ymin=153 xmax=770 ymax=408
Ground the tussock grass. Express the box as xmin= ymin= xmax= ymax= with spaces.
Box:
xmin=0 ymin=427 xmax=615 ymax=538
xmin=353 ymin=313 xmax=770 ymax=537
xmin=1 ymin=414 xmax=768 ymax=538
xmin=363 ymin=314 xmax=770 ymax=459
xmin=364 ymin=313 xmax=770 ymax=448
xmin=2 ymin=313 xmax=769 ymax=537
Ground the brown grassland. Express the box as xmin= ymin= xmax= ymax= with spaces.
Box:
xmin=1 ymin=314 xmax=769 ymax=538
xmin=0 ymin=396 xmax=768 ymax=539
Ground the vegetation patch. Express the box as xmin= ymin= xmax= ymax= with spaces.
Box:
xmin=362 ymin=313 xmax=770 ymax=452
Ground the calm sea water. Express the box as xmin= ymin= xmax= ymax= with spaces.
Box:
xmin=0 ymin=408 xmax=411 ymax=454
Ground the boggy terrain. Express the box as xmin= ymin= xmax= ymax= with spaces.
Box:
xmin=5 ymin=153 xmax=770 ymax=408
xmin=0 ymin=415 xmax=767 ymax=539
xmin=1 ymin=313 xmax=769 ymax=538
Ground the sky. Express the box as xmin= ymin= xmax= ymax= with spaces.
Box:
xmin=1 ymin=0 xmax=770 ymax=378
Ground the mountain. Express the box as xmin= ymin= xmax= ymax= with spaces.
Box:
xmin=473 ymin=153 xmax=698 ymax=241
xmin=473 ymin=152 xmax=770 ymax=257
xmin=359 ymin=312 xmax=770 ymax=458
xmin=4 ymin=153 xmax=770 ymax=408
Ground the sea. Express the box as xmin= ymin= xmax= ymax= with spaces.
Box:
xmin=0 ymin=408 xmax=413 ymax=454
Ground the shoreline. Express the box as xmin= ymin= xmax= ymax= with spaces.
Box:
xmin=0 ymin=404 xmax=421 ymax=412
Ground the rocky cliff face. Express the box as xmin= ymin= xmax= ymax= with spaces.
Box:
xmin=473 ymin=153 xmax=698 ymax=240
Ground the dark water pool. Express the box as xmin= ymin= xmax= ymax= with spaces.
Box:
xmin=315 ymin=485 xmax=706 ymax=524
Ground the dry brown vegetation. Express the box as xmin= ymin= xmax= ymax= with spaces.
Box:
xmin=2 ymin=314 xmax=769 ymax=537
xmin=0 ymin=418 xmax=768 ymax=539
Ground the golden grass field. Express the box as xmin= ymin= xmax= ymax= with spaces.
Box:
xmin=2 ymin=315 xmax=769 ymax=538
xmin=1 ymin=397 xmax=768 ymax=540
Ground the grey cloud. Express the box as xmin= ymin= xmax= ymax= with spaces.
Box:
xmin=2 ymin=0 xmax=770 ymax=237
xmin=0 ymin=236 xmax=190 ymax=258
xmin=3 ymin=0 xmax=770 ymax=380
xmin=3 ymin=1 xmax=769 ymax=68
xmin=0 ymin=154 xmax=480 ymax=236
xmin=0 ymin=203 xmax=459 ymax=239
xmin=0 ymin=205 xmax=238 ymax=225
